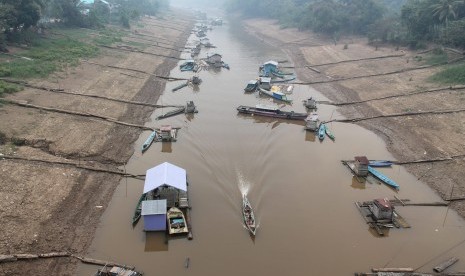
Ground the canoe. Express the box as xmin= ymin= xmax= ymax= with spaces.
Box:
xmin=141 ymin=131 xmax=157 ymax=153
xmin=237 ymin=104 xmax=307 ymax=120
xmin=258 ymin=88 xmax=292 ymax=103
xmin=318 ymin=123 xmax=326 ymax=140
xmin=167 ymin=207 xmax=189 ymax=235
xmin=369 ymin=161 xmax=393 ymax=167
xmin=368 ymin=166 xmax=400 ymax=190
xmin=270 ymin=75 xmax=296 ymax=83
xmin=242 ymin=195 xmax=256 ymax=236
xmin=156 ymin=107 xmax=185 ymax=120
xmin=95 ymin=265 xmax=142 ymax=276
xmin=172 ymin=82 xmax=188 ymax=91
xmin=325 ymin=126 xmax=335 ymax=140
xmin=132 ymin=193 xmax=147 ymax=226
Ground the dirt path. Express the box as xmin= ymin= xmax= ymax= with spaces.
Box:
xmin=243 ymin=19 xmax=465 ymax=216
xmin=0 ymin=13 xmax=194 ymax=275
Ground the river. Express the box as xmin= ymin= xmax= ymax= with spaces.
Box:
xmin=78 ymin=11 xmax=465 ymax=276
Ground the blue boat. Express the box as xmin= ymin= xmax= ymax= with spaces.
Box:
xmin=258 ymin=87 xmax=292 ymax=103
xmin=270 ymin=75 xmax=296 ymax=83
xmin=318 ymin=123 xmax=326 ymax=140
xmin=141 ymin=130 xmax=157 ymax=152
xmin=368 ymin=166 xmax=400 ymax=190
xmin=369 ymin=160 xmax=393 ymax=167
xmin=179 ymin=60 xmax=199 ymax=72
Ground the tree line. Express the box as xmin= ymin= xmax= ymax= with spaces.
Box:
xmin=0 ymin=0 xmax=169 ymax=50
xmin=226 ymin=0 xmax=465 ymax=49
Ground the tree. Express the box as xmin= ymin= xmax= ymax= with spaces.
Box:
xmin=431 ymin=0 xmax=464 ymax=26
xmin=1 ymin=0 xmax=44 ymax=30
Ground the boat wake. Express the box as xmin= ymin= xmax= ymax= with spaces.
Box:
xmin=237 ymin=170 xmax=250 ymax=197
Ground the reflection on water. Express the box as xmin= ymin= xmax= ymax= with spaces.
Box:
xmin=145 ymin=232 xmax=168 ymax=252
xmin=236 ymin=113 xmax=306 ymax=129
xmin=351 ymin=176 xmax=367 ymax=190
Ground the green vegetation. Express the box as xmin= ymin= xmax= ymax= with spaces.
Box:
xmin=424 ymin=49 xmax=449 ymax=65
xmin=93 ymin=29 xmax=124 ymax=46
xmin=0 ymin=36 xmax=99 ymax=79
xmin=0 ymin=80 xmax=23 ymax=97
xmin=429 ymin=63 xmax=465 ymax=84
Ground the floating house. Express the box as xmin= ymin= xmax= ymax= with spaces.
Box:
xmin=141 ymin=162 xmax=190 ymax=233
xmin=205 ymin=53 xmax=223 ymax=67
xmin=354 ymin=156 xmax=369 ymax=177
xmin=369 ymin=198 xmax=394 ymax=220
xmin=159 ymin=125 xmax=177 ymax=141
xmin=141 ymin=199 xmax=167 ymax=231
xmin=305 ymin=112 xmax=319 ymax=131
xmin=260 ymin=60 xmax=279 ymax=77
xmin=259 ymin=77 xmax=272 ymax=90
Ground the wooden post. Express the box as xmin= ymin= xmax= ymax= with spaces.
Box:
xmin=433 ymin=257 xmax=459 ymax=273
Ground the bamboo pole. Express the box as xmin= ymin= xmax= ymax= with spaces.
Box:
xmin=434 ymin=257 xmax=459 ymax=273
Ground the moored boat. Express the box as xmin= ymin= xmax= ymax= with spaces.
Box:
xmin=325 ymin=126 xmax=335 ymax=140
xmin=167 ymin=207 xmax=189 ymax=235
xmin=132 ymin=193 xmax=147 ymax=226
xmin=242 ymin=195 xmax=256 ymax=236
xmin=95 ymin=265 xmax=142 ymax=276
xmin=258 ymin=87 xmax=292 ymax=103
xmin=156 ymin=106 xmax=185 ymax=120
xmin=179 ymin=60 xmax=199 ymax=72
xmin=141 ymin=131 xmax=157 ymax=153
xmin=369 ymin=160 xmax=393 ymax=167
xmin=244 ymin=80 xmax=259 ymax=92
xmin=237 ymin=104 xmax=307 ymax=120
xmin=368 ymin=166 xmax=400 ymax=190
xmin=318 ymin=123 xmax=326 ymax=140
xmin=303 ymin=97 xmax=317 ymax=109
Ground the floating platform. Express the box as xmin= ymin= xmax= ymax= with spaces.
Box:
xmin=355 ymin=201 xmax=410 ymax=236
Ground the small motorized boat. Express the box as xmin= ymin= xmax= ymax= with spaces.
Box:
xmin=237 ymin=104 xmax=307 ymax=120
xmin=369 ymin=160 xmax=393 ymax=167
xmin=368 ymin=166 xmax=400 ymax=190
xmin=242 ymin=195 xmax=256 ymax=236
xmin=244 ymin=80 xmax=259 ymax=92
xmin=167 ymin=207 xmax=189 ymax=235
xmin=156 ymin=106 xmax=185 ymax=120
xmin=318 ymin=123 xmax=326 ymax=140
xmin=95 ymin=265 xmax=142 ymax=276
xmin=259 ymin=87 xmax=292 ymax=103
xmin=325 ymin=126 xmax=335 ymax=140
xmin=141 ymin=131 xmax=157 ymax=153
xmin=132 ymin=193 xmax=147 ymax=226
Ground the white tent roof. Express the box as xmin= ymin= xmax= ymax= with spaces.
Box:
xmin=143 ymin=162 xmax=187 ymax=193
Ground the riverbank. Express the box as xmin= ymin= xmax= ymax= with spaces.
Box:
xmin=243 ymin=19 xmax=465 ymax=216
xmin=0 ymin=12 xmax=194 ymax=275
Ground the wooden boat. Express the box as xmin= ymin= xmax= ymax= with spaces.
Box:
xmin=244 ymin=80 xmax=259 ymax=92
xmin=325 ymin=126 xmax=335 ymax=140
xmin=156 ymin=106 xmax=185 ymax=120
xmin=242 ymin=195 xmax=256 ymax=236
xmin=237 ymin=104 xmax=307 ymax=120
xmin=95 ymin=265 xmax=142 ymax=276
xmin=167 ymin=207 xmax=189 ymax=235
xmin=318 ymin=123 xmax=326 ymax=140
xmin=258 ymin=87 xmax=292 ymax=103
xmin=369 ymin=160 xmax=393 ymax=167
xmin=141 ymin=131 xmax=157 ymax=153
xmin=132 ymin=193 xmax=147 ymax=226
xmin=172 ymin=81 xmax=188 ymax=92
xmin=368 ymin=166 xmax=400 ymax=190
xmin=270 ymin=75 xmax=296 ymax=83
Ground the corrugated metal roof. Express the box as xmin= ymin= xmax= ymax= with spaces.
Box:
xmin=142 ymin=199 xmax=167 ymax=216
xmin=355 ymin=156 xmax=369 ymax=164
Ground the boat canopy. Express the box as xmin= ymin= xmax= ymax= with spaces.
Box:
xmin=264 ymin=60 xmax=278 ymax=67
xmin=144 ymin=162 xmax=187 ymax=193
xmin=255 ymin=104 xmax=278 ymax=111
xmin=248 ymin=80 xmax=258 ymax=85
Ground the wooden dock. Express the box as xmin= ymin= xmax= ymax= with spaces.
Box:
xmin=355 ymin=201 xmax=410 ymax=236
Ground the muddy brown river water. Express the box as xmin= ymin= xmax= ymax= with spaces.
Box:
xmin=78 ymin=15 xmax=465 ymax=276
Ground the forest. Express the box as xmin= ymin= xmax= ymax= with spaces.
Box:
xmin=0 ymin=0 xmax=169 ymax=48
xmin=226 ymin=0 xmax=465 ymax=49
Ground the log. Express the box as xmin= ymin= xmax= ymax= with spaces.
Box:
xmin=98 ymin=45 xmax=182 ymax=60
xmin=39 ymin=252 xmax=70 ymax=258
xmin=73 ymin=255 xmax=134 ymax=269
xmin=3 ymin=99 xmax=154 ymax=131
xmin=433 ymin=257 xmax=459 ymax=273
xmin=0 ymin=255 xmax=17 ymax=263
xmin=371 ymin=268 xmax=414 ymax=272
xmin=14 ymin=254 xmax=39 ymax=260
xmin=0 ymin=155 xmax=145 ymax=179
